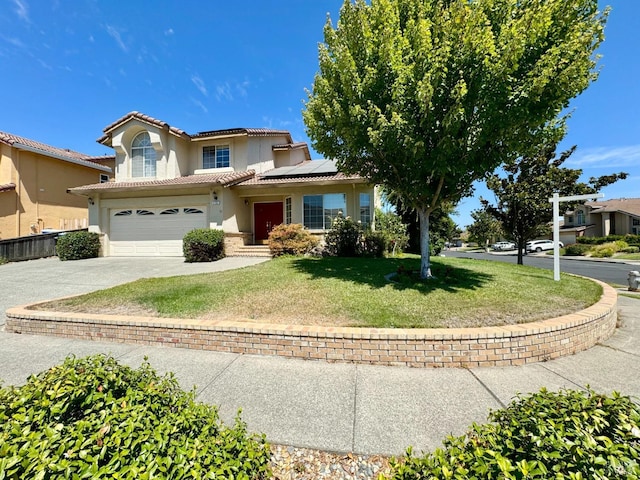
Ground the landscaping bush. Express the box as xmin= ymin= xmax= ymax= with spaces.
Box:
xmin=375 ymin=209 xmax=410 ymax=255
xmin=622 ymin=246 xmax=640 ymax=254
xmin=590 ymin=241 xmax=627 ymax=258
xmin=361 ymin=230 xmax=386 ymax=258
xmin=564 ymin=243 xmax=592 ymax=256
xmin=578 ymin=234 xmax=640 ymax=246
xmin=389 ymin=388 xmax=640 ymax=480
xmin=183 ymin=228 xmax=225 ymax=262
xmin=268 ymin=223 xmax=319 ymax=257
xmin=591 ymin=246 xmax=615 ymax=258
xmin=0 ymin=355 xmax=271 ymax=479
xmin=324 ymin=214 xmax=363 ymax=257
xmin=56 ymin=231 xmax=100 ymax=261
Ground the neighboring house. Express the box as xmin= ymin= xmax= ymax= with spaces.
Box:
xmin=0 ymin=131 xmax=114 ymax=240
xmin=68 ymin=112 xmax=375 ymax=257
xmin=561 ymin=198 xmax=640 ymax=244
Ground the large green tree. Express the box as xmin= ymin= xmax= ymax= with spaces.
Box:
xmin=482 ymin=144 xmax=627 ymax=265
xmin=303 ymin=0 xmax=608 ymax=278
xmin=467 ymin=208 xmax=504 ymax=249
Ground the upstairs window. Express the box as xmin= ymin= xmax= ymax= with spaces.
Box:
xmin=577 ymin=210 xmax=585 ymax=225
xmin=203 ymin=145 xmax=230 ymax=169
xmin=132 ymin=132 xmax=156 ymax=178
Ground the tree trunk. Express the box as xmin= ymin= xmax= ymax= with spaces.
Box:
xmin=516 ymin=239 xmax=525 ymax=265
xmin=418 ymin=208 xmax=433 ymax=279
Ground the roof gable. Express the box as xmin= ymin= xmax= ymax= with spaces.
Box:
xmin=586 ymin=198 xmax=640 ymax=217
xmin=0 ymin=131 xmax=113 ymax=173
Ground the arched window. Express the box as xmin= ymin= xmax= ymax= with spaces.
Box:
xmin=131 ymin=132 xmax=156 ymax=177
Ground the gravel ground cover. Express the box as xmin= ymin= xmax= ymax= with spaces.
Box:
xmin=270 ymin=445 xmax=393 ymax=480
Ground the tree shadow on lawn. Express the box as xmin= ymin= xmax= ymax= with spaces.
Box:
xmin=290 ymin=256 xmax=494 ymax=294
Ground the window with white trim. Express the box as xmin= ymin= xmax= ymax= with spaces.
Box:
xmin=577 ymin=210 xmax=585 ymax=225
xmin=203 ymin=145 xmax=230 ymax=169
xmin=132 ymin=132 xmax=156 ymax=178
xmin=359 ymin=193 xmax=371 ymax=228
xmin=303 ymin=193 xmax=346 ymax=230
xmin=285 ymin=197 xmax=292 ymax=224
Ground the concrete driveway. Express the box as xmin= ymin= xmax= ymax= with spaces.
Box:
xmin=0 ymin=256 xmax=267 ymax=326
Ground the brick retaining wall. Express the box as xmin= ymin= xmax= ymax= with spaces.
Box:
xmin=5 ymin=280 xmax=617 ymax=368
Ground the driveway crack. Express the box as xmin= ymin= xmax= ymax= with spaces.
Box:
xmin=466 ymin=368 xmax=506 ymax=409
xmin=195 ymin=354 xmax=242 ymax=399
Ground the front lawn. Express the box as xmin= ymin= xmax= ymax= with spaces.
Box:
xmin=35 ymin=256 xmax=602 ymax=329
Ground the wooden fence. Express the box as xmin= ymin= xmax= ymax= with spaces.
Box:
xmin=0 ymin=229 xmax=87 ymax=262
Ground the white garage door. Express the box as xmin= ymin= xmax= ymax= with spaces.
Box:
xmin=110 ymin=207 xmax=207 ymax=256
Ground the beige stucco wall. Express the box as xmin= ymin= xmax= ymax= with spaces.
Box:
xmin=230 ymin=182 xmax=375 ymax=242
xmin=0 ymin=147 xmax=105 ymax=239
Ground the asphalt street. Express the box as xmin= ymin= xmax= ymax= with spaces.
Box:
xmin=444 ymin=249 xmax=639 ymax=285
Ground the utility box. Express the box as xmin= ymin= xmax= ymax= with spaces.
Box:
xmin=629 ymin=271 xmax=640 ymax=291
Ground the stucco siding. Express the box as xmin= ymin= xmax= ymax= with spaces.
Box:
xmin=0 ymin=148 xmax=103 ymax=238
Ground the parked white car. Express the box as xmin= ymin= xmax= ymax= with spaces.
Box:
xmin=526 ymin=239 xmax=564 ymax=252
xmin=491 ymin=241 xmax=516 ymax=251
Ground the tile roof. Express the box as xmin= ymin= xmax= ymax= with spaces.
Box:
xmin=0 ymin=131 xmax=112 ymax=172
xmin=586 ymin=198 xmax=640 ymax=217
xmin=68 ymin=170 xmax=256 ymax=194
xmin=0 ymin=183 xmax=16 ymax=193
xmin=192 ymin=128 xmax=293 ymax=141
xmin=99 ymin=111 xmax=188 ymax=144
xmin=237 ymin=171 xmax=364 ymax=186
xmin=98 ymin=112 xmax=295 ymax=145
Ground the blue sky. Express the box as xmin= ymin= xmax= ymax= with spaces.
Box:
xmin=1 ymin=0 xmax=637 ymax=229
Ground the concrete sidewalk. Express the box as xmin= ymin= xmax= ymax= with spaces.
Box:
xmin=1 ymin=257 xmax=639 ymax=455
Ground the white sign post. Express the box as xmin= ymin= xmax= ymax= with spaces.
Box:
xmin=548 ymin=193 xmax=604 ymax=281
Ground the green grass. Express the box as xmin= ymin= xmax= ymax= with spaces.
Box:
xmin=35 ymin=256 xmax=603 ymax=329
xmin=614 ymin=252 xmax=640 ymax=260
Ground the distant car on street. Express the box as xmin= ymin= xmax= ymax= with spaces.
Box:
xmin=491 ymin=241 xmax=516 ymax=251
xmin=526 ymin=239 xmax=564 ymax=252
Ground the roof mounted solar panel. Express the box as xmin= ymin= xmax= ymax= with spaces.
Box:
xmin=261 ymin=159 xmax=339 ymax=178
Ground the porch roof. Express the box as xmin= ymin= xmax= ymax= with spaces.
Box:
xmin=68 ymin=170 xmax=255 ymax=195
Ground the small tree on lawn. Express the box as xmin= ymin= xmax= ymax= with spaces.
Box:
xmin=482 ymin=143 xmax=627 ymax=265
xmin=467 ymin=208 xmax=504 ymax=249
xmin=304 ymin=0 xmax=608 ymax=278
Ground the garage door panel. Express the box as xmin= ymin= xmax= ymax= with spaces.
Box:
xmin=109 ymin=207 xmax=206 ymax=257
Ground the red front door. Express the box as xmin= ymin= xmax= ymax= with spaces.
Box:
xmin=254 ymin=202 xmax=283 ymax=242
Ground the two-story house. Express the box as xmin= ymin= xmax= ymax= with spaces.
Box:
xmin=68 ymin=112 xmax=375 ymax=257
xmin=561 ymin=198 xmax=640 ymax=244
xmin=0 ymin=131 xmax=114 ymax=239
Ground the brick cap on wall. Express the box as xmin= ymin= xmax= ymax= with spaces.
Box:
xmin=6 ymin=279 xmax=618 ymax=368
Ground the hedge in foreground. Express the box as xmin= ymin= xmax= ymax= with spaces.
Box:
xmin=0 ymin=355 xmax=270 ymax=479
xmin=389 ymin=388 xmax=640 ymax=479
xmin=183 ymin=228 xmax=225 ymax=262
xmin=56 ymin=231 xmax=100 ymax=261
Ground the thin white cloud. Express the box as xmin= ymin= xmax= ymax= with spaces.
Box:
xmin=89 ymin=35 xmax=95 ymax=43
xmin=566 ymin=145 xmax=640 ymax=169
xmin=2 ymin=36 xmax=26 ymax=48
xmin=236 ymin=80 xmax=250 ymax=98
xmin=191 ymin=75 xmax=208 ymax=97
xmin=191 ymin=97 xmax=208 ymax=113
xmin=215 ymin=82 xmax=233 ymax=101
xmin=105 ymin=25 xmax=128 ymax=53
xmin=13 ymin=0 xmax=29 ymax=23
xmin=164 ymin=28 xmax=174 ymax=36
